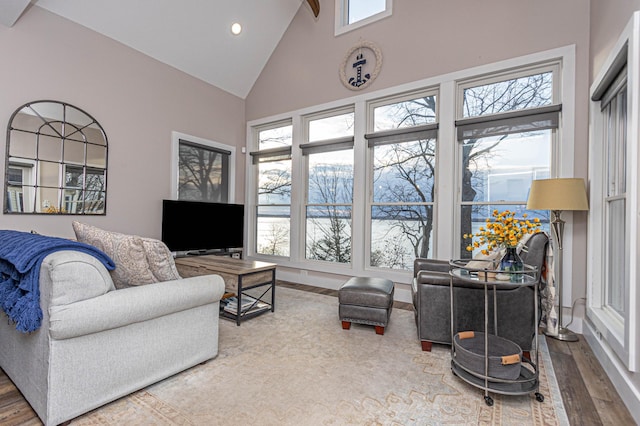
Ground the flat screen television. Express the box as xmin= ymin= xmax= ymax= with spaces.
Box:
xmin=161 ymin=199 xmax=244 ymax=255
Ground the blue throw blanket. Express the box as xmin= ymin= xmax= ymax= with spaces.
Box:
xmin=0 ymin=230 xmax=115 ymax=333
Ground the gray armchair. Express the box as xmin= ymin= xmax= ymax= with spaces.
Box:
xmin=411 ymin=232 xmax=548 ymax=352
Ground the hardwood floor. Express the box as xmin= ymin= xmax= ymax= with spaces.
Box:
xmin=0 ymin=281 xmax=635 ymax=425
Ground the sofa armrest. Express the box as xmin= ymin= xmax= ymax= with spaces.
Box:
xmin=413 ymin=258 xmax=450 ymax=277
xmin=49 ymin=275 xmax=225 ymax=340
xmin=416 ymin=270 xmax=450 ymax=286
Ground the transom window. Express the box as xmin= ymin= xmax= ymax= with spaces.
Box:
xmin=335 ymin=0 xmax=392 ymax=36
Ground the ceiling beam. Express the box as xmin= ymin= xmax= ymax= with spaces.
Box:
xmin=307 ymin=0 xmax=319 ymax=18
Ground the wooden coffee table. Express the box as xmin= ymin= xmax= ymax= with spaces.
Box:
xmin=175 ymin=256 xmax=276 ymax=325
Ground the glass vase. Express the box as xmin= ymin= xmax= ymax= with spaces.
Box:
xmin=500 ymin=246 xmax=524 ymax=282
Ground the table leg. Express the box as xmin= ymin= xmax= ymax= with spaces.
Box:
xmin=236 ymin=275 xmax=243 ymax=326
xmin=271 ymin=268 xmax=276 ymax=312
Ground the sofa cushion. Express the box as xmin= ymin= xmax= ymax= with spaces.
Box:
xmin=72 ymin=222 xmax=156 ymax=289
xmin=44 ymin=251 xmax=116 ymax=306
xmin=141 ymin=237 xmax=181 ymax=282
xmin=72 ymin=222 xmax=181 ymax=288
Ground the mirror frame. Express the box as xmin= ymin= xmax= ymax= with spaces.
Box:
xmin=4 ymin=100 xmax=108 ymax=215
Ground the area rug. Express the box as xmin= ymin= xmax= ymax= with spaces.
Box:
xmin=72 ymin=287 xmax=569 ymax=425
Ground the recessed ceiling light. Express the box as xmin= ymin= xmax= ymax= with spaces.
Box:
xmin=231 ymin=23 xmax=242 ymax=35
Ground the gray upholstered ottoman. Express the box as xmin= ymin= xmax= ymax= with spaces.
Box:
xmin=339 ymin=277 xmax=394 ymax=335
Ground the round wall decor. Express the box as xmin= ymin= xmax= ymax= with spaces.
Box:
xmin=339 ymin=40 xmax=382 ymax=91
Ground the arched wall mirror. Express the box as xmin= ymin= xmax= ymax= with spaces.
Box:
xmin=4 ymin=100 xmax=108 ymax=214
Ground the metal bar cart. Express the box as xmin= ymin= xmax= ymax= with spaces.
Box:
xmin=448 ymin=260 xmax=544 ymax=406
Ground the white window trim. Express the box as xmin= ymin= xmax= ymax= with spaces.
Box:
xmin=170 ymin=131 xmax=236 ymax=203
xmin=587 ymin=12 xmax=640 ymax=372
xmin=246 ymin=45 xmax=576 ymax=298
xmin=252 ymin=120 xmax=293 ymax=259
xmin=7 ymin=159 xmax=35 ymax=213
xmin=302 ymin=106 xmax=355 ymax=266
xmin=364 ymin=88 xmax=439 ymax=270
xmin=334 ymin=0 xmax=393 ymax=36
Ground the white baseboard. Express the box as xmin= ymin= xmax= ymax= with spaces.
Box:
xmin=583 ymin=321 xmax=640 ymax=424
xmin=276 ymin=269 xmax=413 ymax=304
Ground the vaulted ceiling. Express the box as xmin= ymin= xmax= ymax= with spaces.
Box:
xmin=1 ymin=0 xmax=316 ymax=99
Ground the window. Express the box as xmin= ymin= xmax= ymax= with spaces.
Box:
xmin=602 ymin=67 xmax=627 ymax=318
xmin=6 ymin=163 xmax=31 ymax=212
xmin=588 ymin=14 xmax=639 ymax=371
xmin=246 ymin=46 xmax=573 ymax=292
xmin=252 ymin=122 xmax=293 ymax=257
xmin=366 ymin=91 xmax=438 ymax=269
xmin=335 ymin=0 xmax=392 ymax=36
xmin=63 ymin=165 xmax=106 ymax=213
xmin=303 ymin=109 xmax=354 ymax=264
xmin=171 ymin=132 xmax=235 ymax=203
xmin=456 ymin=65 xmax=560 ymax=257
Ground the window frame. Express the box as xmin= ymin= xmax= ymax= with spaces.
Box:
xmin=587 ymin=11 xmax=640 ymax=372
xmin=456 ymin=63 xmax=561 ymax=119
xmin=334 ymin=0 xmax=392 ymax=36
xmin=365 ymin=88 xmax=439 ymax=269
xmin=6 ymin=160 xmax=34 ymax=213
xmin=454 ymin=63 xmax=561 ymax=259
xmin=170 ymin=131 xmax=236 ymax=203
xmin=245 ymin=45 xmax=575 ymax=296
xmin=252 ymin=120 xmax=293 ymax=258
xmin=302 ymin=107 xmax=355 ymax=266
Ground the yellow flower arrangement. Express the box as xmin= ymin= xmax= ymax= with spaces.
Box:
xmin=44 ymin=205 xmax=66 ymax=213
xmin=464 ymin=209 xmax=541 ymax=255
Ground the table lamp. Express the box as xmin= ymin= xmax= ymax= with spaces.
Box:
xmin=526 ymin=178 xmax=589 ymax=341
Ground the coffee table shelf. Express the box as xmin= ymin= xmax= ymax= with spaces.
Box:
xmin=175 ymin=256 xmax=276 ymax=325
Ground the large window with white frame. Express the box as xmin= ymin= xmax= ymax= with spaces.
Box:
xmin=455 ymin=64 xmax=560 ymax=257
xmin=588 ymin=11 xmax=639 ymax=372
xmin=365 ymin=90 xmax=438 ymax=269
xmin=251 ymin=121 xmax=293 ymax=257
xmin=247 ymin=47 xmax=573 ymax=291
xmin=335 ymin=0 xmax=392 ymax=36
xmin=303 ymin=108 xmax=355 ymax=264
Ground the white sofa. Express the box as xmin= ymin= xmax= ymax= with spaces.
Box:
xmin=0 ymin=250 xmax=225 ymax=426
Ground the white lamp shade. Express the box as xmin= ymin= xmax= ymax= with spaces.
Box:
xmin=526 ymin=178 xmax=589 ymax=211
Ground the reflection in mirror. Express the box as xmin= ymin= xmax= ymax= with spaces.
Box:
xmin=4 ymin=101 xmax=108 ymax=214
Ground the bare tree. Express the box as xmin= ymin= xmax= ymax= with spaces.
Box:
xmin=256 ymin=127 xmax=293 ymax=256
xmin=258 ymin=222 xmax=289 ymax=256
xmin=373 ymin=72 xmax=552 ymax=265
xmin=307 ymin=161 xmax=352 ymax=263
xmin=459 ymin=72 xmax=552 ymax=256
xmin=372 ymin=96 xmax=436 ymax=264
xmin=258 ymin=167 xmax=291 ymax=199
xmin=178 ymin=144 xmax=224 ymax=202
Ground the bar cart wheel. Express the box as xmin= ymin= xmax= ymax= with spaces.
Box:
xmin=536 ymin=392 xmax=545 ymax=403
xmin=484 ymin=395 xmax=494 ymax=406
